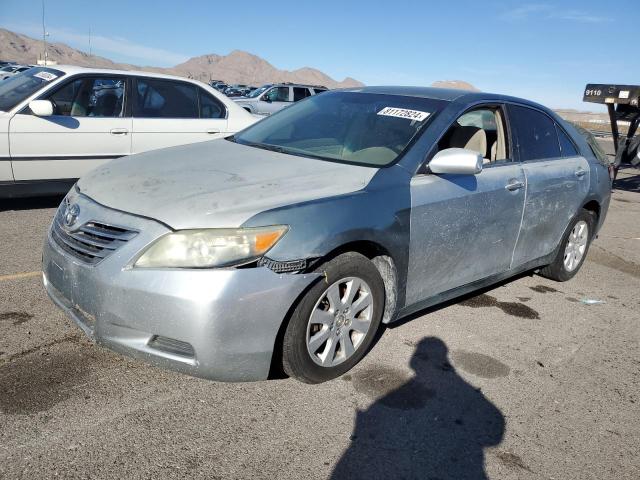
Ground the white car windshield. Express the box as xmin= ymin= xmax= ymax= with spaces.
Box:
xmin=0 ymin=67 xmax=65 ymax=112
xmin=233 ymin=91 xmax=446 ymax=167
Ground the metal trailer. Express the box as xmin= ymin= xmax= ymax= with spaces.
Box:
xmin=583 ymin=84 xmax=640 ymax=180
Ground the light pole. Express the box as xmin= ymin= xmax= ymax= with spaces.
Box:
xmin=41 ymin=0 xmax=48 ymax=65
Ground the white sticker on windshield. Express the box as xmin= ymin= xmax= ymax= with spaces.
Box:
xmin=377 ymin=107 xmax=430 ymax=122
xmin=33 ymin=71 xmax=58 ymax=82
xmin=619 ymin=90 xmax=630 ymax=99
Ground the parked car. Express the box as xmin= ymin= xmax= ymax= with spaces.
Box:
xmin=0 ymin=64 xmax=31 ymax=80
xmin=234 ymin=83 xmax=328 ymax=115
xmin=43 ymin=87 xmax=611 ymax=384
xmin=0 ymin=65 xmax=257 ymax=197
xmin=223 ymin=87 xmax=246 ymax=97
xmin=213 ymin=82 xmax=229 ymax=92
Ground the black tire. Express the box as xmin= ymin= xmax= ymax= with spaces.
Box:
xmin=538 ymin=209 xmax=596 ymax=282
xmin=282 ymin=252 xmax=385 ymax=383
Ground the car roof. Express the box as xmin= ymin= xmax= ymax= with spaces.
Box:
xmin=38 ymin=64 xmax=208 ymax=84
xmin=341 ymin=85 xmax=553 ymax=112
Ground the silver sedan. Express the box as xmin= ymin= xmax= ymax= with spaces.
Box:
xmin=43 ymin=87 xmax=612 ymax=383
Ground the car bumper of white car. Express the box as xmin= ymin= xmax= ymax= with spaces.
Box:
xmin=42 ymin=192 xmax=319 ymax=382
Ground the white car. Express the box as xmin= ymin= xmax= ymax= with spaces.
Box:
xmin=0 ymin=66 xmax=257 ymax=197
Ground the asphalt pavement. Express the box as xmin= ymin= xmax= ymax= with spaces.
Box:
xmin=0 ymin=168 xmax=638 ymax=479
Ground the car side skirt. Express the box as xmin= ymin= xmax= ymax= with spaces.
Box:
xmin=392 ymin=252 xmax=556 ymax=322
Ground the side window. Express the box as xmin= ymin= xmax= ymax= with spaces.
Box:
xmin=556 ymin=125 xmax=578 ymax=157
xmin=46 ymin=77 xmax=125 ymax=117
xmin=436 ymin=107 xmax=509 ymax=164
xmin=293 ymin=87 xmax=311 ymax=102
xmin=265 ymin=86 xmax=290 ymax=102
xmin=134 ymin=78 xmax=198 ymax=118
xmin=313 ymin=88 xmax=327 ymax=95
xmin=509 ymin=105 xmax=560 ymax=160
xmin=199 ymin=90 xmax=225 ymax=119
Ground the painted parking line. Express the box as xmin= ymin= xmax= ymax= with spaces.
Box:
xmin=0 ymin=271 xmax=41 ymax=282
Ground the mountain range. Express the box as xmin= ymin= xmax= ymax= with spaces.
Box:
xmin=0 ymin=28 xmax=362 ymax=88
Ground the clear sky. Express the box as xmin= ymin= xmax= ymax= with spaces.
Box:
xmin=2 ymin=0 xmax=638 ymax=110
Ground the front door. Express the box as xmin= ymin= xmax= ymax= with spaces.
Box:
xmin=257 ymin=86 xmax=291 ymax=115
xmin=9 ymin=75 xmax=131 ymax=180
xmin=406 ymin=106 xmax=526 ymax=305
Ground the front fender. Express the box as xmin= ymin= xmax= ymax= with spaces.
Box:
xmin=241 ymin=165 xmax=412 ymax=307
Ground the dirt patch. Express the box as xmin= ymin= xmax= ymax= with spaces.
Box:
xmin=493 ymin=450 xmax=532 ymax=472
xmin=587 ymin=246 xmax=640 ymax=279
xmin=451 ymin=350 xmax=510 ymax=378
xmin=529 ymin=285 xmax=558 ymax=293
xmin=0 ymin=342 xmax=97 ymax=414
xmin=459 ymin=294 xmax=539 ymax=319
xmin=351 ymin=366 xmax=435 ymax=410
xmin=0 ymin=311 xmax=33 ymax=326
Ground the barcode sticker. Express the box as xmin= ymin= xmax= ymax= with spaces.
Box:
xmin=377 ymin=107 xmax=430 ymax=122
xmin=33 ymin=71 xmax=58 ymax=81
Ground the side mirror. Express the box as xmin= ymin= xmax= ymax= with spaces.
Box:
xmin=429 ymin=148 xmax=483 ymax=175
xmin=262 ymin=95 xmax=272 ymax=103
xmin=29 ymin=99 xmax=54 ymax=117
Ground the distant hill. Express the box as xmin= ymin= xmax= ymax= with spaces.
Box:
xmin=430 ymin=80 xmax=479 ymax=91
xmin=0 ymin=28 xmax=363 ymax=88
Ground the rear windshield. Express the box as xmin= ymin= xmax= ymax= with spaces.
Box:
xmin=233 ymin=91 xmax=446 ymax=167
xmin=0 ymin=67 xmax=65 ymax=112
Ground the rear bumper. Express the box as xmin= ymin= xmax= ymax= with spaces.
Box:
xmin=43 ymin=193 xmax=319 ymax=382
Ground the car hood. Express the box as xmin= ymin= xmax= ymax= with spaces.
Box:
xmin=78 ymin=139 xmax=378 ymax=229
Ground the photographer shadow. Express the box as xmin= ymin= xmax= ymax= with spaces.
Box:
xmin=332 ymin=337 xmax=505 ymax=480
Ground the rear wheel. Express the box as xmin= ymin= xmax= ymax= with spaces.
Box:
xmin=282 ymin=252 xmax=385 ymax=383
xmin=539 ymin=209 xmax=596 ymax=281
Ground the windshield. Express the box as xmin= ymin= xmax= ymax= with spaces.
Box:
xmin=0 ymin=67 xmax=65 ymax=112
xmin=234 ymin=91 xmax=446 ymax=167
xmin=248 ymin=85 xmax=270 ymax=98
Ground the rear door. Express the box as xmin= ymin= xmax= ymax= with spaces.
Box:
xmin=131 ymin=77 xmax=228 ymax=153
xmin=9 ymin=75 xmax=131 ymax=180
xmin=508 ymin=104 xmax=590 ymax=266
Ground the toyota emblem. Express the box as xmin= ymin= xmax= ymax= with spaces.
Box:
xmin=63 ymin=201 xmax=80 ymax=228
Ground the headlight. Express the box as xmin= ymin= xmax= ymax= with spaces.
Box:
xmin=134 ymin=225 xmax=288 ymax=268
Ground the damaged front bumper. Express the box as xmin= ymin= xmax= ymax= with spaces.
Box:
xmin=42 ymin=193 xmax=319 ymax=382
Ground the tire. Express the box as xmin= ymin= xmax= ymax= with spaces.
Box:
xmin=538 ymin=209 xmax=596 ymax=282
xmin=282 ymin=252 xmax=385 ymax=383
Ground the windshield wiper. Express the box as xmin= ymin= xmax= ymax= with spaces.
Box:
xmin=240 ymin=141 xmax=287 ymax=154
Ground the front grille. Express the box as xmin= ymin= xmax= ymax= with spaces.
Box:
xmin=51 ymin=208 xmax=138 ymax=265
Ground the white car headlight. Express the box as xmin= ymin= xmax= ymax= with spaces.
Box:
xmin=134 ymin=226 xmax=288 ymax=268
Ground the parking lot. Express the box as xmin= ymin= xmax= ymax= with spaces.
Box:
xmin=0 ymin=162 xmax=638 ymax=479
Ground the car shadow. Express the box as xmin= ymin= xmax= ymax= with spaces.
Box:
xmin=0 ymin=194 xmax=64 ymax=212
xmin=332 ymin=336 xmax=505 ymax=479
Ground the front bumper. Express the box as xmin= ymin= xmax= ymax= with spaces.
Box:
xmin=43 ymin=192 xmax=319 ymax=382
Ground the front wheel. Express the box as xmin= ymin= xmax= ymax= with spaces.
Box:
xmin=538 ymin=209 xmax=596 ymax=281
xmin=282 ymin=252 xmax=385 ymax=383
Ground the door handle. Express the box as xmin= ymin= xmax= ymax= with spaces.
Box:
xmin=206 ymin=129 xmax=220 ymax=134
xmin=505 ymin=180 xmax=525 ymax=191
xmin=110 ymin=128 xmax=129 ymax=135
xmin=575 ymin=168 xmax=587 ymax=178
